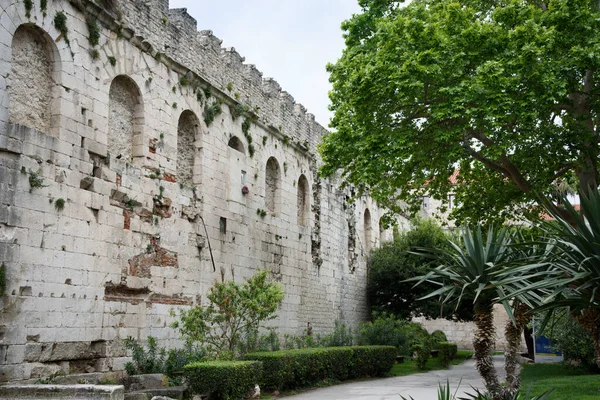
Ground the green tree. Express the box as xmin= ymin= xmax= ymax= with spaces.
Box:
xmin=368 ymin=219 xmax=472 ymax=320
xmin=321 ymin=0 xmax=600 ymax=224
xmin=510 ymin=190 xmax=600 ymax=369
xmin=172 ymin=270 xmax=284 ymax=358
xmin=413 ymin=226 xmax=531 ymax=399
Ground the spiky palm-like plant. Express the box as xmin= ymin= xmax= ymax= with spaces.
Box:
xmin=412 ymin=226 xmax=517 ymax=399
xmin=533 ymin=189 xmax=600 ymax=368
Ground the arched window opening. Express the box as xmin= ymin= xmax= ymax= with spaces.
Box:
xmin=265 ymin=157 xmax=281 ymax=215
xmin=297 ymin=174 xmax=309 ymax=226
xmin=364 ymin=209 xmax=372 ymax=253
xmin=108 ymin=75 xmax=143 ymax=161
xmin=228 ymin=136 xmax=245 ymax=154
xmin=178 ymin=110 xmax=200 ymax=186
xmin=9 ymin=24 xmax=59 ymax=135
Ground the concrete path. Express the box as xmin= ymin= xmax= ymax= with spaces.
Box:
xmin=283 ymin=356 xmax=506 ymax=400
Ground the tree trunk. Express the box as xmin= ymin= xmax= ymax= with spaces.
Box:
xmin=503 ymin=302 xmax=530 ymax=397
xmin=473 ymin=300 xmax=502 ymax=399
xmin=523 ymin=326 xmax=534 ymax=361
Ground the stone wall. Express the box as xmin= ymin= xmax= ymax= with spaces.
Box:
xmin=0 ymin=0 xmax=400 ymax=382
xmin=415 ymin=304 xmax=526 ymax=351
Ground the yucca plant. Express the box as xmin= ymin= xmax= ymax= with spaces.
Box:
xmin=411 ymin=226 xmax=552 ymax=399
xmin=411 ymin=226 xmax=518 ymax=399
xmin=400 ymin=380 xmax=553 ymax=400
xmin=530 ymin=189 xmax=600 ymax=368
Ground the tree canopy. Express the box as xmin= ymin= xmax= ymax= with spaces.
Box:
xmin=368 ymin=218 xmax=473 ymax=321
xmin=321 ymin=0 xmax=600 ymax=224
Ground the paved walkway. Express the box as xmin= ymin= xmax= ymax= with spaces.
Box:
xmin=283 ymin=356 xmax=506 ymax=400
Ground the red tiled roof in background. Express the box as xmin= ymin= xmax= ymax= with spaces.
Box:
xmin=540 ymin=204 xmax=581 ymax=221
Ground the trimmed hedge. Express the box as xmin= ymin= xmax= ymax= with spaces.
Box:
xmin=349 ymin=346 xmax=396 ymax=378
xmin=438 ymin=342 xmax=458 ymax=367
xmin=184 ymin=360 xmax=262 ymax=399
xmin=245 ymin=346 xmax=395 ymax=390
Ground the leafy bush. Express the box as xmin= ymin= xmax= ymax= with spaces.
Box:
xmin=123 ymin=336 xmax=206 ymax=383
xmin=438 ymin=342 xmax=458 ymax=367
xmin=348 ymin=346 xmax=396 ymax=378
xmin=256 ymin=328 xmax=281 ymax=352
xmin=368 ymin=219 xmax=472 ymax=321
xmin=184 ymin=360 xmax=262 ymax=400
xmin=413 ymin=342 xmax=431 ymax=370
xmin=246 ymin=347 xmax=357 ymax=390
xmin=546 ymin=312 xmax=597 ymax=370
xmin=123 ymin=336 xmax=164 ymax=375
xmin=172 ymin=270 xmax=284 ymax=358
xmin=431 ymin=330 xmax=448 ymax=346
xmin=356 ymin=314 xmax=429 ymax=355
xmin=319 ymin=320 xmax=354 ymax=347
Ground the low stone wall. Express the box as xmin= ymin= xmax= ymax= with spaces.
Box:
xmin=0 ymin=384 xmax=124 ymax=400
xmin=414 ymin=304 xmax=526 ymax=352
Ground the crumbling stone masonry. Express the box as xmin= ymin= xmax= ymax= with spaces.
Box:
xmin=0 ymin=0 xmax=397 ymax=381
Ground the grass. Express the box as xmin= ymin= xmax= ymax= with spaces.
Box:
xmin=520 ymin=364 xmax=600 ymax=400
xmin=389 ymin=350 xmax=473 ymax=377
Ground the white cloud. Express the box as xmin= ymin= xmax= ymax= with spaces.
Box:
xmin=168 ymin=0 xmax=361 ymax=127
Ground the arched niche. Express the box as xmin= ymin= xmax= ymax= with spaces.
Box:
xmin=178 ymin=110 xmax=200 ymax=185
xmin=265 ymin=157 xmax=281 ymax=215
xmin=108 ymin=75 xmax=144 ymax=161
xmin=364 ymin=208 xmax=372 ymax=253
xmin=228 ymin=136 xmax=245 ymax=154
xmin=297 ymin=174 xmax=309 ymax=226
xmin=8 ymin=24 xmax=61 ymax=135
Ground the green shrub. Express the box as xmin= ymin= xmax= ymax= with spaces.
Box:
xmin=319 ymin=320 xmax=354 ymax=347
xmin=243 ymin=350 xmax=294 ymax=390
xmin=368 ymin=219 xmax=472 ymax=321
xmin=438 ymin=342 xmax=458 ymax=367
xmin=357 ymin=314 xmax=430 ymax=355
xmin=430 ymin=330 xmax=447 ymax=346
xmin=348 ymin=346 xmax=396 ymax=378
xmin=123 ymin=336 xmax=164 ymax=375
xmin=184 ymin=361 xmax=262 ymax=400
xmin=246 ymin=347 xmax=353 ymax=390
xmin=413 ymin=343 xmax=431 ymax=370
xmin=172 ymin=270 xmax=284 ymax=358
xmin=246 ymin=346 xmax=395 ymax=390
xmin=123 ymin=336 xmax=205 ymax=384
xmin=546 ymin=312 xmax=598 ymax=370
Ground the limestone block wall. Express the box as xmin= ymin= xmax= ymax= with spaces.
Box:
xmin=0 ymin=0 xmax=396 ymax=382
xmin=415 ymin=304 xmax=526 ymax=351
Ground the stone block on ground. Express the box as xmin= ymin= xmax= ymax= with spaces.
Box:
xmin=0 ymin=384 xmax=124 ymax=400
xmin=121 ymin=373 xmax=168 ymax=391
xmin=125 ymin=387 xmax=185 ymax=400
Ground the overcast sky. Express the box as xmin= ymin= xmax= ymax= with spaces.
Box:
xmin=168 ymin=0 xmax=362 ymax=128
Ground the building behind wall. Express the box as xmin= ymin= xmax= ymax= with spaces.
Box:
xmin=0 ymin=0 xmax=402 ymax=382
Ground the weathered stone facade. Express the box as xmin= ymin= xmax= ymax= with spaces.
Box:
xmin=0 ymin=0 xmax=398 ymax=381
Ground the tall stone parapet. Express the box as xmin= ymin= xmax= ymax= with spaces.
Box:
xmin=113 ymin=0 xmax=327 ymax=151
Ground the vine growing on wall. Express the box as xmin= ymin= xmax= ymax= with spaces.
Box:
xmin=53 ymin=11 xmax=69 ymax=45
xmin=203 ymin=100 xmax=222 ymax=127
xmin=24 ymin=0 xmax=33 ymax=18
xmin=86 ymin=17 xmax=100 ymax=46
